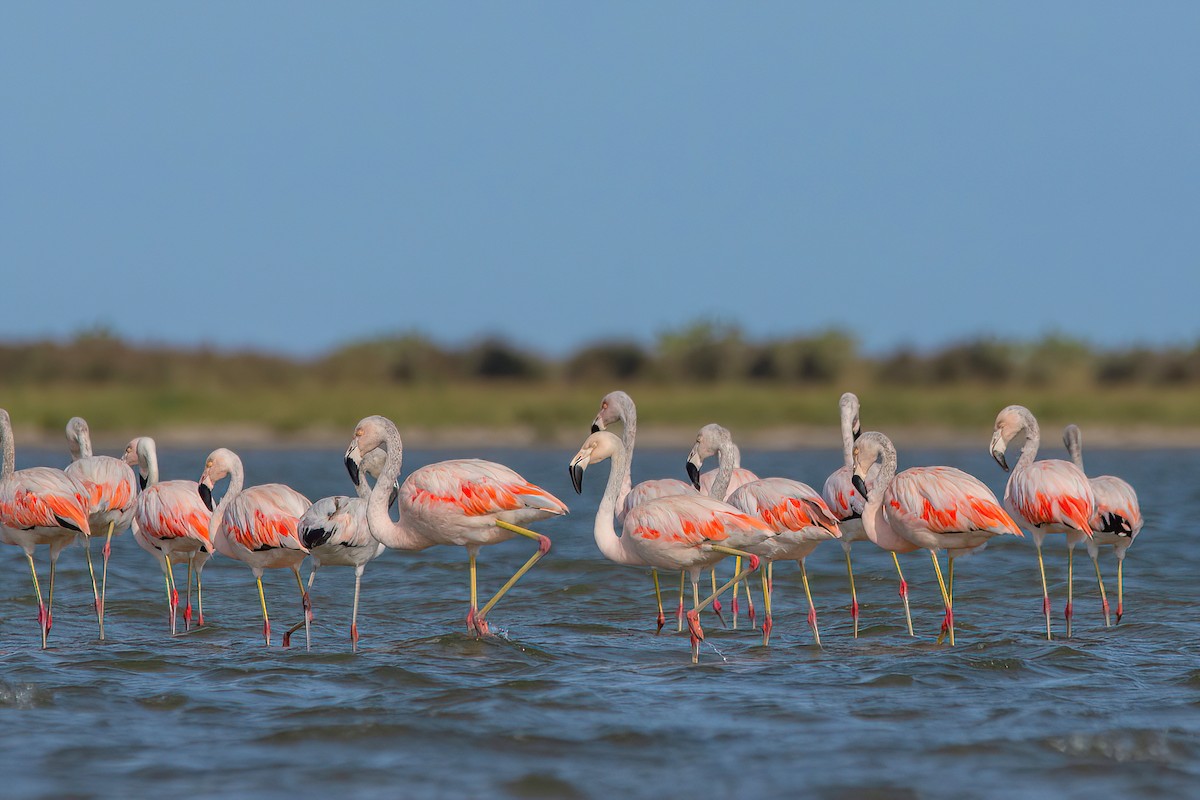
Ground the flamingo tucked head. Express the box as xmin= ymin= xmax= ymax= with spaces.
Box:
xmin=590 ymin=390 xmax=630 ymax=434
xmin=990 ymin=404 xmax=1036 ymax=473
xmin=851 ymin=431 xmax=894 ymax=500
xmin=345 ymin=415 xmax=393 ymax=487
xmin=685 ymin=423 xmax=731 ymax=490
xmin=840 ymin=392 xmax=862 ymax=442
xmin=198 ymin=447 xmax=239 ymax=510
xmin=568 ymin=430 xmax=624 ymax=494
xmin=65 ymin=416 xmax=92 ymax=461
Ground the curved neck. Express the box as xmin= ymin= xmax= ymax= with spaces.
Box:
xmin=366 ymin=421 xmax=428 ymax=550
xmin=709 ymin=439 xmax=738 ymax=499
xmin=140 ymin=439 xmax=160 ymax=488
xmin=595 ymin=439 xmax=644 ymax=566
xmin=840 ymin=403 xmax=857 ymax=469
xmin=861 ymin=437 xmax=898 ymax=543
xmin=73 ymin=429 xmax=94 ymax=461
xmin=1015 ymin=409 xmax=1041 ymax=471
xmin=1064 ymin=428 xmax=1084 ymax=470
xmin=0 ymin=412 xmax=13 ymax=478
xmin=617 ymin=398 xmax=637 ymax=504
xmin=211 ymin=455 xmax=245 ymax=529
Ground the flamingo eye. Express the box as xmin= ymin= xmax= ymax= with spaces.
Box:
xmin=205 ymin=460 xmax=213 ymax=468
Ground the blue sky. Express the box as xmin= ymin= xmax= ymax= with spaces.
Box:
xmin=3 ymin=3 xmax=1197 ymax=356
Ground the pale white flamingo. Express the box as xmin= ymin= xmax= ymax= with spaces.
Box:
xmin=1063 ymin=423 xmax=1143 ymax=624
xmin=123 ymin=437 xmax=213 ymax=634
xmin=290 ymin=447 xmax=395 ymax=650
xmin=991 ymin=405 xmax=1097 ymax=639
xmin=821 ymin=392 xmax=915 ymax=636
xmin=568 ymin=430 xmax=770 ymax=663
xmin=590 ymin=390 xmax=705 ymax=631
xmin=724 ymin=478 xmax=841 ymax=646
xmin=0 ymin=409 xmax=92 ymax=648
xmin=854 ymin=431 xmax=1023 ymax=645
xmin=685 ymin=423 xmax=760 ymax=628
xmin=345 ymin=415 xmax=568 ymax=637
xmin=64 ymin=416 xmax=138 ymax=640
xmin=200 ymin=448 xmax=312 ymax=647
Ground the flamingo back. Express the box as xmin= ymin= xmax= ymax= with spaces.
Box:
xmin=888 ymin=467 xmax=1023 ymax=538
xmin=623 ymin=493 xmax=771 ymax=553
xmin=135 ymin=480 xmax=211 ymax=547
xmin=822 ymin=465 xmax=870 ymax=522
xmin=220 ymin=484 xmax=311 ymax=553
xmin=621 ymin=477 xmax=696 ymax=521
xmin=65 ymin=455 xmax=137 ymax=521
xmin=729 ymin=478 xmax=841 ymax=537
xmin=403 ymin=459 xmax=569 ymax=519
xmin=1006 ymin=460 xmax=1094 ymax=534
xmin=298 ymin=495 xmax=375 ymax=550
xmin=1089 ymin=475 xmax=1142 ymax=538
xmin=0 ymin=467 xmax=91 ymax=535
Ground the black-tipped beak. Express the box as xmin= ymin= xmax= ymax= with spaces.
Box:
xmin=198 ymin=483 xmax=214 ymax=511
xmin=852 ymin=474 xmax=868 ymax=500
xmin=590 ymin=423 xmax=600 ymax=434
xmin=853 ymin=426 xmax=862 ymax=442
xmin=138 ymin=474 xmax=148 ymax=491
xmin=992 ymin=451 xmax=1010 ymax=473
xmin=686 ymin=461 xmax=701 ymax=490
xmin=345 ymin=455 xmax=361 ymax=487
xmin=570 ymin=462 xmax=585 ymax=494
xmin=387 ymin=481 xmax=400 ymax=509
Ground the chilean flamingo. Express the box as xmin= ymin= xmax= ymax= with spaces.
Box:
xmin=200 ymin=448 xmax=312 ymax=648
xmin=854 ymin=431 xmax=1023 ymax=645
xmin=345 ymin=415 xmax=568 ymax=638
xmin=289 ymin=447 xmax=395 ymax=650
xmin=64 ymin=416 xmax=138 ymax=639
xmin=724 ymin=478 xmax=841 ymax=646
xmin=123 ymin=437 xmax=213 ymax=634
xmin=991 ymin=405 xmax=1097 ymax=639
xmin=0 ymin=409 xmax=92 ymax=648
xmin=568 ymin=430 xmax=770 ymax=663
xmin=685 ymin=423 xmax=760 ymax=628
xmin=821 ymin=392 xmax=915 ymax=637
xmin=590 ymin=391 xmax=704 ymax=632
xmin=1063 ymin=424 xmax=1143 ymax=624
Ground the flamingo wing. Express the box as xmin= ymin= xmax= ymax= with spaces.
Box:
xmin=1007 ymin=459 xmax=1095 ymax=534
xmin=298 ymin=495 xmax=375 ymax=549
xmin=136 ymin=480 xmax=212 ymax=547
xmin=888 ymin=467 xmax=1023 ymax=537
xmin=623 ymin=478 xmax=696 ymax=518
xmin=403 ymin=459 xmax=568 ymax=518
xmin=65 ymin=456 xmax=137 ymax=515
xmin=1089 ymin=475 xmax=1142 ymax=537
xmin=0 ymin=468 xmax=91 ymax=534
xmin=623 ymin=493 xmax=770 ymax=548
xmin=729 ymin=478 xmax=841 ymax=535
xmin=222 ymin=484 xmax=311 ymax=552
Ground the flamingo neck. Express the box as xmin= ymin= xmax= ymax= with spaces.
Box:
xmin=1064 ymin=427 xmax=1084 ymax=471
xmin=211 ymin=456 xmax=245 ymax=532
xmin=616 ymin=399 xmax=637 ymax=509
xmin=1015 ymin=408 xmax=1041 ymax=472
xmin=366 ymin=420 xmax=429 ymax=550
xmin=139 ymin=439 xmax=160 ymax=488
xmin=595 ymin=436 xmax=645 ymax=566
xmin=840 ymin=399 xmax=858 ymax=469
xmin=0 ymin=411 xmax=13 ymax=479
xmin=709 ymin=438 xmax=738 ymax=499
xmin=71 ymin=428 xmax=94 ymax=461
xmin=861 ymin=437 xmax=899 ymax=546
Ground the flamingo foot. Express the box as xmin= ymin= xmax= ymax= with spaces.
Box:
xmin=351 ymin=622 xmax=359 ymax=648
xmin=676 ymin=598 xmax=684 ymax=622
xmin=898 ymin=579 xmax=908 ymax=599
xmin=655 ymin=610 xmax=665 ymax=635
xmin=103 ymin=541 xmax=112 ymax=560
xmin=1042 ymin=595 xmax=1051 ymax=617
xmin=1101 ymin=597 xmax=1111 ymax=628
xmin=686 ymin=610 xmax=704 ymax=664
xmin=1116 ymin=601 xmax=1123 ymax=625
xmin=302 ymin=591 xmax=314 ymax=623
xmin=807 ymin=606 xmax=817 ymax=629
xmin=712 ymin=595 xmax=723 ymax=616
xmin=184 ymin=603 xmax=193 ymax=631
xmin=747 ymin=604 xmax=757 ymax=628
xmin=761 ymin=614 xmax=773 ymax=647
xmin=1064 ymin=601 xmax=1073 ymax=622
xmin=282 ymin=629 xmax=292 ymax=648
xmin=731 ymin=597 xmax=740 ymax=618
xmin=263 ymin=619 xmax=271 ymax=647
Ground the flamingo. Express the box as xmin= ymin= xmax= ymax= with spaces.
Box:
xmin=123 ymin=437 xmax=213 ymax=634
xmin=724 ymin=478 xmax=842 ymax=646
xmin=590 ymin=390 xmax=706 ymax=632
xmin=1062 ymin=423 xmax=1143 ymax=625
xmin=854 ymin=431 xmax=1023 ymax=645
xmin=64 ymin=416 xmax=138 ymax=640
xmin=684 ymin=423 xmax=761 ymax=628
xmin=288 ymin=447 xmax=396 ymax=650
xmin=991 ymin=405 xmax=1098 ymax=639
xmin=0 ymin=409 xmax=92 ymax=648
xmin=568 ymin=430 xmax=770 ymax=663
xmin=821 ymin=392 xmax=915 ymax=637
xmin=200 ymin=448 xmax=312 ymax=648
xmin=345 ymin=415 xmax=568 ymax=637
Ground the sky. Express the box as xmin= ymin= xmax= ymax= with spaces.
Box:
xmin=3 ymin=3 xmax=1198 ymax=357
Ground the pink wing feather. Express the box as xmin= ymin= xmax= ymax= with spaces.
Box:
xmin=403 ymin=459 xmax=568 ymax=518
xmin=0 ymin=467 xmax=91 ymax=534
xmin=888 ymin=467 xmax=1023 ymax=537
xmin=221 ymin=484 xmax=311 ymax=552
xmin=1007 ymin=460 xmax=1094 ymax=534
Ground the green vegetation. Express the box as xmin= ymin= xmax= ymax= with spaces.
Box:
xmin=1 ymin=325 xmax=1197 ymax=443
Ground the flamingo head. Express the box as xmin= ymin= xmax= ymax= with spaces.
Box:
xmin=685 ymin=423 xmax=729 ymax=489
xmin=851 ymin=431 xmax=891 ymax=500
xmin=840 ymin=392 xmax=862 ymax=441
xmin=65 ymin=416 xmax=91 ymax=461
xmin=198 ymin=447 xmax=239 ymax=510
xmin=990 ymin=405 xmax=1033 ymax=473
xmin=358 ymin=442 xmax=400 ymax=508
xmin=122 ymin=437 xmax=151 ymax=490
xmin=346 ymin=416 xmax=392 ymax=487
xmin=568 ymin=430 xmax=623 ymax=494
xmin=590 ymin=390 xmax=630 ymax=433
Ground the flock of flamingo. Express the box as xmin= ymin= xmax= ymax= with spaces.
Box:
xmin=0 ymin=392 xmax=1143 ymax=662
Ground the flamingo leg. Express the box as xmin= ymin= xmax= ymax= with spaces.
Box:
xmin=844 ymin=544 xmax=859 ymax=639
xmin=677 ymin=571 xmax=685 ymax=633
xmin=1116 ymin=557 xmax=1124 ymax=624
xmin=47 ymin=555 xmax=57 ymax=636
xmin=196 ymin=562 xmax=206 ymax=626
xmin=1065 ymin=543 xmax=1075 ymax=638
xmin=892 ymin=552 xmax=914 ymax=636
xmin=745 ymin=572 xmax=757 ymax=628
xmin=1035 ymin=539 xmax=1052 ymax=640
xmin=163 ymin=555 xmax=178 ymax=635
xmin=800 ymin=559 xmax=821 ymax=648
xmin=83 ymin=537 xmax=104 ymax=640
xmin=937 ymin=555 xmax=956 ymax=645
xmin=652 ymin=569 xmax=665 ymax=634
xmin=731 ymin=556 xmax=742 ymax=630
xmin=928 ymin=550 xmax=954 ymax=646
xmin=256 ymin=573 xmax=271 ymax=646
xmin=24 ymin=552 xmax=47 ymax=649
xmin=709 ymin=569 xmax=727 ymax=627
xmin=685 ymin=546 xmax=761 ymax=663
xmin=351 ymin=566 xmax=363 ymax=650
xmin=466 ymin=546 xmax=481 ymax=634
xmin=184 ymin=558 xmax=194 ymax=632
xmin=760 ymin=561 xmax=774 ymax=646
xmin=100 ymin=520 xmax=114 ymax=636
xmin=1090 ymin=552 xmax=1111 ymax=628
xmin=473 ymin=520 xmax=552 ymax=631
xmin=282 ymin=566 xmax=312 ymax=650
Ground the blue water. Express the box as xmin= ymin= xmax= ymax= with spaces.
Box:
xmin=0 ymin=443 xmax=1195 ymax=799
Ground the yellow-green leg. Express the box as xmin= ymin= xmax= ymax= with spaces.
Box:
xmin=25 ymin=552 xmax=47 ymax=649
xmin=800 ymin=559 xmax=821 ymax=647
xmin=1091 ymin=553 xmax=1111 ymax=627
xmin=844 ymin=546 xmax=859 ymax=638
xmin=256 ymin=573 xmax=271 ymax=646
xmin=83 ymin=537 xmax=104 ymax=640
xmin=472 ymin=520 xmax=552 ymax=632
xmin=929 ymin=551 xmax=954 ymax=646
xmin=1036 ymin=540 xmax=1052 ymax=640
xmin=652 ymin=569 xmax=665 ymax=634
xmin=893 ymin=552 xmax=914 ymax=636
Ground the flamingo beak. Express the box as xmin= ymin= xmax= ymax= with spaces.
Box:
xmin=852 ymin=474 xmax=868 ymax=500
xmin=568 ymin=451 xmax=589 ymax=494
xmin=345 ymin=443 xmax=362 ymax=486
xmin=989 ymin=430 xmax=1010 ymax=472
xmin=198 ymin=481 xmax=214 ymax=511
xmin=685 ymin=449 xmax=703 ymax=490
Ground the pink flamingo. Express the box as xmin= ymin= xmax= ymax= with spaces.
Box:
xmin=991 ymin=405 xmax=1097 ymax=639
xmin=346 ymin=415 xmax=568 ymax=637
xmin=0 ymin=409 xmax=92 ymax=648
xmin=724 ymin=478 xmax=841 ymax=646
xmin=64 ymin=416 xmax=138 ymax=640
xmin=685 ymin=423 xmax=760 ymax=628
xmin=1063 ymin=424 xmax=1143 ymax=624
xmin=854 ymin=431 xmax=1023 ymax=645
xmin=123 ymin=437 xmax=213 ymax=634
xmin=568 ymin=430 xmax=770 ymax=663
xmin=200 ymin=448 xmax=313 ymax=648
xmin=591 ymin=391 xmax=706 ymax=632
xmin=290 ymin=447 xmax=393 ymax=650
xmin=822 ymin=392 xmax=915 ymax=637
